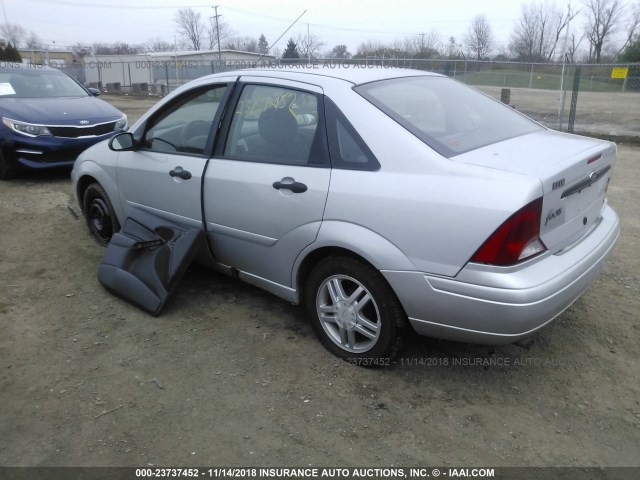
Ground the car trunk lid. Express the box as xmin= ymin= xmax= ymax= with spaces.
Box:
xmin=452 ymin=129 xmax=616 ymax=254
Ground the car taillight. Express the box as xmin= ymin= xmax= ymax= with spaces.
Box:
xmin=470 ymin=197 xmax=546 ymax=266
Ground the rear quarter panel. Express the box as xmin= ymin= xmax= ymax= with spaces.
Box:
xmin=320 ymin=84 xmax=543 ymax=277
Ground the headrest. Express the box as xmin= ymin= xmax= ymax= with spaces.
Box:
xmin=258 ymin=107 xmax=298 ymax=144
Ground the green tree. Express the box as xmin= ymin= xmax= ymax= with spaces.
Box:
xmin=330 ymin=44 xmax=351 ymax=58
xmin=3 ymin=43 xmax=22 ymax=62
xmin=258 ymin=34 xmax=269 ymax=55
xmin=620 ymin=36 xmax=640 ymax=61
xmin=282 ymin=38 xmax=299 ymax=59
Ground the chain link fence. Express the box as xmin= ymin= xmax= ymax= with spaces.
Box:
xmin=61 ymin=58 xmax=640 ymax=139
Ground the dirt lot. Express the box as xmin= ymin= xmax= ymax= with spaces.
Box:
xmin=477 ymin=86 xmax=640 ymax=138
xmin=1 ymin=95 xmax=639 ymax=469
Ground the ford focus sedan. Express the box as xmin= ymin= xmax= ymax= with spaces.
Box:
xmin=71 ymin=68 xmax=619 ymax=363
xmin=0 ymin=63 xmax=127 ymax=179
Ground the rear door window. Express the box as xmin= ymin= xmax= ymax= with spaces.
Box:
xmin=223 ymin=84 xmax=327 ymax=166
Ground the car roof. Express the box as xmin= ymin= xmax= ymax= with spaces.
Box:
xmin=231 ymin=66 xmax=441 ymax=87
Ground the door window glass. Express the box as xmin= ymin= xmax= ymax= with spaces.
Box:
xmin=224 ymin=84 xmax=324 ymax=166
xmin=143 ymin=85 xmax=227 ymax=155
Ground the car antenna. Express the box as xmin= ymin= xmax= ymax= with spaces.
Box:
xmin=256 ymin=10 xmax=307 ymax=66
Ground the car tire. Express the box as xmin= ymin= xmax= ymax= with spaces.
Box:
xmin=0 ymin=150 xmax=17 ymax=180
xmin=305 ymin=256 xmax=406 ymax=365
xmin=83 ymin=183 xmax=120 ymax=246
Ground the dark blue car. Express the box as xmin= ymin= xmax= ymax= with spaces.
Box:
xmin=0 ymin=63 xmax=127 ymax=179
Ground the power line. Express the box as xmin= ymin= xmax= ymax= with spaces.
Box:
xmin=21 ymin=0 xmax=210 ymax=9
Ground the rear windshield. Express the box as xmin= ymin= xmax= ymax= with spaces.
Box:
xmin=355 ymin=76 xmax=543 ymax=157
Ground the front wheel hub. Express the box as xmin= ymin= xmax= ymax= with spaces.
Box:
xmin=89 ymin=198 xmax=112 ymax=241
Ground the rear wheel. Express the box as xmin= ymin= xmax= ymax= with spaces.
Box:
xmin=83 ymin=183 xmax=120 ymax=246
xmin=305 ymin=256 xmax=406 ymax=365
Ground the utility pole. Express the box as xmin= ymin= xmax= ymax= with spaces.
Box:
xmin=418 ymin=32 xmax=426 ymax=54
xmin=307 ymin=23 xmax=311 ymax=64
xmin=212 ymin=5 xmax=222 ymax=68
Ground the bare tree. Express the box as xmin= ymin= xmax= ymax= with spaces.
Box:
xmin=509 ymin=2 xmax=578 ymax=62
xmin=224 ymin=36 xmax=257 ymax=52
xmin=509 ymin=5 xmax=539 ymax=61
xmin=175 ymin=8 xmax=204 ymax=51
xmin=411 ymin=30 xmax=441 ymax=57
xmin=145 ymin=38 xmax=173 ymax=53
xmin=72 ymin=43 xmax=93 ymax=59
xmin=464 ymin=15 xmax=494 ymax=60
xmin=1 ymin=23 xmax=26 ymax=46
xmin=583 ymin=0 xmax=625 ymax=62
xmin=565 ymin=32 xmax=585 ymax=62
xmin=546 ymin=2 xmax=580 ymax=60
xmin=615 ymin=2 xmax=640 ymax=57
xmin=205 ymin=16 xmax=232 ymax=50
xmin=356 ymin=40 xmax=386 ymax=58
xmin=355 ymin=39 xmax=413 ymax=59
xmin=92 ymin=42 xmax=142 ymax=55
xmin=295 ymin=33 xmax=325 ymax=60
xmin=25 ymin=31 xmax=42 ymax=50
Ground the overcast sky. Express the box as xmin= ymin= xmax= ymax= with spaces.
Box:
xmin=2 ymin=0 xmax=637 ymax=55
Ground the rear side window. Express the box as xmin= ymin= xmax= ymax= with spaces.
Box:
xmin=324 ymin=97 xmax=379 ymax=171
xmin=355 ymin=76 xmax=543 ymax=158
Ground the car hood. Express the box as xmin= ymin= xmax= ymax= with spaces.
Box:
xmin=0 ymin=96 xmax=123 ymax=125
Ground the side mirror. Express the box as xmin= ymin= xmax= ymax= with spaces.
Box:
xmin=87 ymin=87 xmax=101 ymax=97
xmin=109 ymin=132 xmax=135 ymax=151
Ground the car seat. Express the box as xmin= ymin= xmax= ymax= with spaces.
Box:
xmin=256 ymin=107 xmax=309 ymax=163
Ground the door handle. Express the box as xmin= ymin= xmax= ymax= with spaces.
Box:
xmin=272 ymin=179 xmax=308 ymax=193
xmin=169 ymin=166 xmax=192 ymax=180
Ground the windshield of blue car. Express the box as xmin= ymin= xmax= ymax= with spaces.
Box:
xmin=0 ymin=69 xmax=89 ymax=98
xmin=355 ymin=76 xmax=543 ymax=158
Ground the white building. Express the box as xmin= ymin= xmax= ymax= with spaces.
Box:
xmin=84 ymin=50 xmax=276 ymax=93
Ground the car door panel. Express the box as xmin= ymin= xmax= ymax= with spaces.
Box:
xmin=117 ymin=150 xmax=206 ymax=228
xmin=203 ymin=80 xmax=330 ymax=288
xmin=116 ymin=82 xmax=233 ymax=228
xmin=204 ymin=159 xmax=330 ymax=286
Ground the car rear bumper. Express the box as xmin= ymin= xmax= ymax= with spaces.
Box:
xmin=382 ymin=204 xmax=620 ymax=345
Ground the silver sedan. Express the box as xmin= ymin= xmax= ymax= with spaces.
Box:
xmin=71 ymin=68 xmax=619 ymax=363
